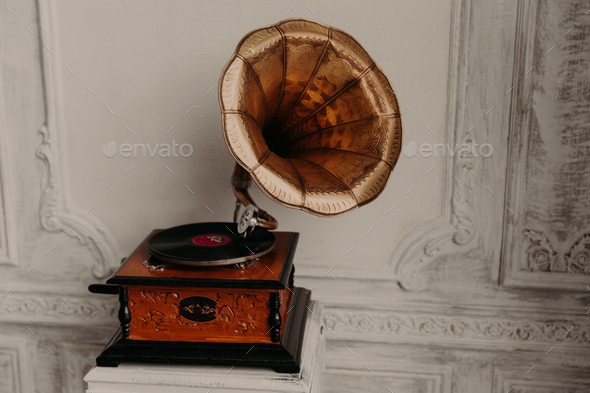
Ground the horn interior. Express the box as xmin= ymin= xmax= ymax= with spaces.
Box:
xmin=219 ymin=19 xmax=402 ymax=217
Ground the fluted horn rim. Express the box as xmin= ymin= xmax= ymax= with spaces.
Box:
xmin=219 ymin=18 xmax=403 ymax=217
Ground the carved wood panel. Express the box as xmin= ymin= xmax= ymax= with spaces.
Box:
xmin=502 ymin=0 xmax=590 ymax=289
xmin=127 ymin=286 xmax=291 ymax=343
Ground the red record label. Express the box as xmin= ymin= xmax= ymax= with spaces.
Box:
xmin=191 ymin=234 xmax=231 ymax=247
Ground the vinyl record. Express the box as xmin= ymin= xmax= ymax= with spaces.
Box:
xmin=146 ymin=222 xmax=275 ymax=266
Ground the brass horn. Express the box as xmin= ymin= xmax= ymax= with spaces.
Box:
xmin=219 ymin=19 xmax=402 ymax=227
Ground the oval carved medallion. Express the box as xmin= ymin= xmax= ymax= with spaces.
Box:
xmin=179 ymin=296 xmax=217 ymax=322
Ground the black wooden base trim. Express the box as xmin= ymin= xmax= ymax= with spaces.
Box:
xmin=95 ymin=287 xmax=311 ymax=373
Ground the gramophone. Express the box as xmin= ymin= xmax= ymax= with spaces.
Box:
xmin=89 ymin=18 xmax=402 ymax=373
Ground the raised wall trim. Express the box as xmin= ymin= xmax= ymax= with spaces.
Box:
xmin=323 ymin=308 xmax=590 ymax=349
xmin=493 ymin=367 xmax=590 ymax=393
xmin=324 ymin=361 xmax=452 ymax=393
xmin=35 ymin=0 xmax=120 ymax=278
xmin=0 ymin=26 xmax=18 ymax=267
xmin=0 ymin=337 xmax=33 ymax=393
xmin=501 ymin=0 xmax=590 ymax=290
xmin=0 ymin=290 xmax=117 ymax=323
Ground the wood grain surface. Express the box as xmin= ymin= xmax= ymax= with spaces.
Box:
xmin=127 ymin=285 xmax=292 ymax=343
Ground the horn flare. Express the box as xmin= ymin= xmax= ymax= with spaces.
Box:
xmin=219 ymin=18 xmax=403 ymax=217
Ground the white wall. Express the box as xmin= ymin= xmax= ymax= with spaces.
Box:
xmin=52 ymin=0 xmax=452 ymax=273
xmin=1 ymin=0 xmax=589 ymax=392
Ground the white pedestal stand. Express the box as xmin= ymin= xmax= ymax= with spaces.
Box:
xmin=85 ymin=301 xmax=324 ymax=393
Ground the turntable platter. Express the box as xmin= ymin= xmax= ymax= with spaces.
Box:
xmin=146 ymin=222 xmax=275 ymax=266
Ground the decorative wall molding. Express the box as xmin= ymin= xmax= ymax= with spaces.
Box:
xmin=0 ymin=337 xmax=33 ymax=393
xmin=35 ymin=0 xmax=119 ymax=278
xmin=323 ymin=309 xmax=590 ymax=349
xmin=0 ymin=291 xmax=117 ymax=322
xmin=564 ymin=233 xmax=590 ymax=274
xmin=0 ymin=33 xmax=18 ymax=267
xmin=501 ymin=0 xmax=590 ymax=290
xmin=323 ymin=361 xmax=452 ymax=393
xmin=522 ymin=229 xmax=556 ymax=272
xmin=0 ymin=348 xmax=19 ymax=393
xmin=36 ymin=124 xmax=119 ymax=278
xmin=494 ymin=368 xmax=590 ymax=393
xmin=0 ymin=147 xmax=17 ymax=267
xmin=523 ymin=229 xmax=590 ymax=274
